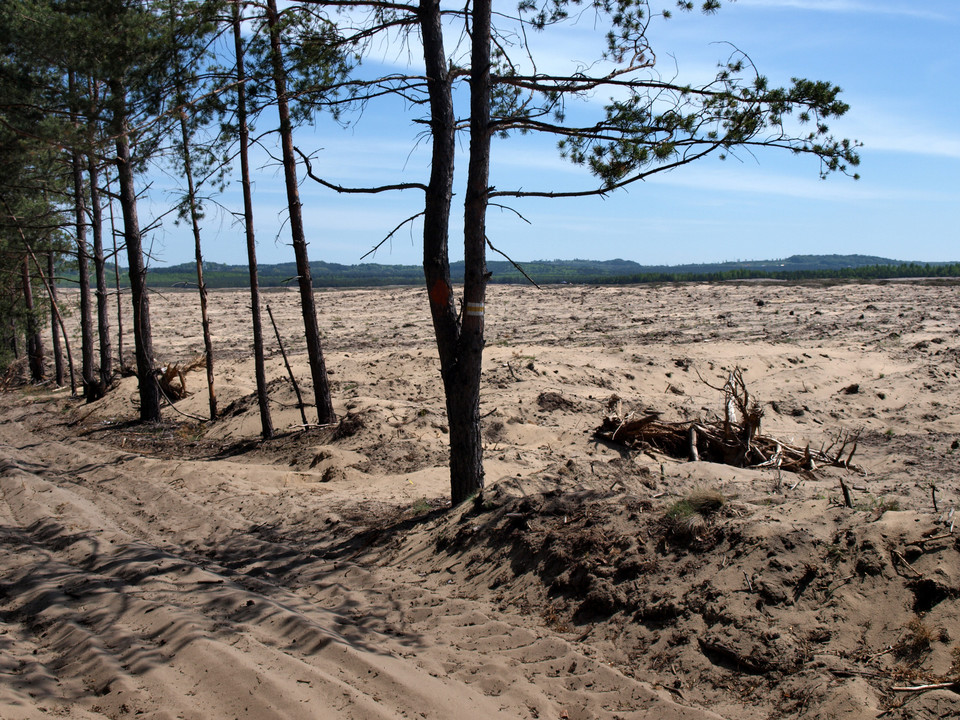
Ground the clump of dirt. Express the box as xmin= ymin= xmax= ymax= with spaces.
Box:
xmin=537 ymin=391 xmax=580 ymax=412
xmin=332 ymin=410 xmax=367 ymax=440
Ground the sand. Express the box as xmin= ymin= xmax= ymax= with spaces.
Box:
xmin=1 ymin=279 xmax=958 ymax=719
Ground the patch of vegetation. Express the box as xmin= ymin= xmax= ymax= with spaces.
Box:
xmin=664 ymin=487 xmax=726 ymax=543
xmin=408 ymin=497 xmax=433 ymax=516
xmin=893 ymin=617 xmax=935 ymax=665
xmin=855 ymin=494 xmax=901 ymax=518
xmin=950 ymin=645 xmax=960 ymax=678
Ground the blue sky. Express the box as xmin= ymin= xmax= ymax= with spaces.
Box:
xmin=148 ymin=0 xmax=959 ymax=268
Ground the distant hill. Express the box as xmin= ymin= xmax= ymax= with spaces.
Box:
xmin=67 ymin=254 xmax=960 ymax=289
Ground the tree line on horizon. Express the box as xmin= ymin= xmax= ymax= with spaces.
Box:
xmin=1 ymin=0 xmax=860 ymax=505
xmin=60 ymin=256 xmax=960 ymax=289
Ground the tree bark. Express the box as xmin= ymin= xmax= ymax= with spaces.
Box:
xmin=21 ymin=255 xmax=45 ymax=382
xmin=419 ymin=0 xmax=487 ymax=505
xmin=7 ymin=313 xmax=19 ymax=361
xmin=234 ymin=0 xmax=273 ymax=440
xmin=112 ymin=81 xmax=160 ymax=422
xmin=178 ymin=108 xmax=217 ymax=420
xmin=5 ymin=201 xmax=76 ymax=394
xmin=47 ymin=251 xmax=64 ymax=386
xmin=106 ymin=170 xmax=126 ymax=375
xmin=448 ymin=0 xmax=493 ymax=505
xmin=89 ymin=154 xmax=113 ymax=392
xmin=71 ymin=148 xmax=97 ymax=400
xmin=265 ymin=0 xmax=335 ymax=425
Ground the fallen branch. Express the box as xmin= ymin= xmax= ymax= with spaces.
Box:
xmin=890 ymin=681 xmax=959 ymax=693
xmin=595 ymin=413 xmax=858 ymax=473
xmin=891 ymin=550 xmax=923 ymax=578
xmin=266 ymin=305 xmax=307 ymax=426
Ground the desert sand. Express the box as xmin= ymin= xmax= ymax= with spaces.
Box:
xmin=1 ymin=279 xmax=958 ymax=719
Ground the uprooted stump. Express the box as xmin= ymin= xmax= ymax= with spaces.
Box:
xmin=158 ymin=355 xmax=207 ymax=402
xmin=595 ymin=366 xmax=860 ymax=472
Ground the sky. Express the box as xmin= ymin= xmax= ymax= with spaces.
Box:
xmin=146 ymin=0 xmax=960 ymax=269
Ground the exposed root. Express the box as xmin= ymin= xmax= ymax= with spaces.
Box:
xmin=158 ymin=355 xmax=207 ymax=402
xmin=596 ymin=365 xmax=861 ymax=473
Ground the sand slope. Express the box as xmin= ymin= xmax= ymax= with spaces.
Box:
xmin=2 ymin=280 xmax=959 ymax=719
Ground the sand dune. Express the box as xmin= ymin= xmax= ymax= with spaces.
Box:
xmin=2 ymin=280 xmax=959 ymax=719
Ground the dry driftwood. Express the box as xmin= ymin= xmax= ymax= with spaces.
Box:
xmin=595 ymin=366 xmax=860 ymax=473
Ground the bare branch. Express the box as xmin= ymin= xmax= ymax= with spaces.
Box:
xmin=486 ymin=236 xmax=540 ymax=289
xmin=294 ymin=146 xmax=427 ymax=193
xmin=360 ymin=212 xmax=425 ymax=261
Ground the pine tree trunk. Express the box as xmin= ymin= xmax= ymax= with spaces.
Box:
xmin=178 ymin=109 xmax=217 ymax=420
xmin=112 ymin=82 xmax=160 ymax=422
xmin=24 ymin=243 xmax=75 ymax=395
xmin=7 ymin=313 xmax=19 ymax=361
xmin=233 ymin=0 xmax=273 ymax=439
xmin=88 ymin=154 xmax=112 ymax=391
xmin=106 ymin=171 xmax=126 ymax=375
xmin=418 ymin=0 xmax=486 ymax=505
xmin=21 ymin=255 xmax=44 ymax=382
xmin=47 ymin=251 xmax=64 ymax=386
xmin=71 ymin=149 xmax=97 ymax=400
xmin=265 ymin=0 xmax=335 ymax=425
xmin=448 ymin=0 xmax=494 ymax=505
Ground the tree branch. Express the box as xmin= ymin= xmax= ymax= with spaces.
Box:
xmin=486 ymin=236 xmax=540 ymax=289
xmin=294 ymin=146 xmax=426 ymax=193
xmin=360 ymin=212 xmax=425 ymax=260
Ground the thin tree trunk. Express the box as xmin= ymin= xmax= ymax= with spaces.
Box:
xmin=15 ymin=236 xmax=76 ymax=396
xmin=106 ymin=170 xmax=125 ymax=374
xmin=112 ymin=81 xmax=160 ymax=422
xmin=233 ymin=0 xmax=273 ymax=439
xmin=89 ymin=154 xmax=113 ymax=391
xmin=178 ymin=108 xmax=217 ymax=420
xmin=1 ymin=193 xmax=76 ymax=395
xmin=265 ymin=0 xmax=335 ymax=426
xmin=21 ymin=255 xmax=45 ymax=382
xmin=72 ymin=148 xmax=97 ymax=400
xmin=7 ymin=311 xmax=19 ymax=361
xmin=267 ymin=304 xmax=307 ymax=426
xmin=47 ymin=251 xmax=64 ymax=386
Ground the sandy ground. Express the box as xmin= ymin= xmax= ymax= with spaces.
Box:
xmin=1 ymin=279 xmax=959 ymax=719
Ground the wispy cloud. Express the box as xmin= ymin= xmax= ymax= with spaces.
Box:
xmin=734 ymin=0 xmax=953 ymax=22
xmin=840 ymin=100 xmax=960 ymax=160
xmin=858 ymin=131 xmax=960 ymax=160
xmin=645 ymin=164 xmax=924 ymax=202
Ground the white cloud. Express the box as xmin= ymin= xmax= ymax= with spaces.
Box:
xmin=840 ymin=100 xmax=960 ymax=160
xmin=734 ymin=0 xmax=952 ymax=21
xmin=858 ymin=131 xmax=960 ymax=160
xmin=645 ymin=164 xmax=916 ymax=202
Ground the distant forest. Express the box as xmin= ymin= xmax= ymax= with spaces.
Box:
xmin=68 ymin=254 xmax=960 ymax=289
